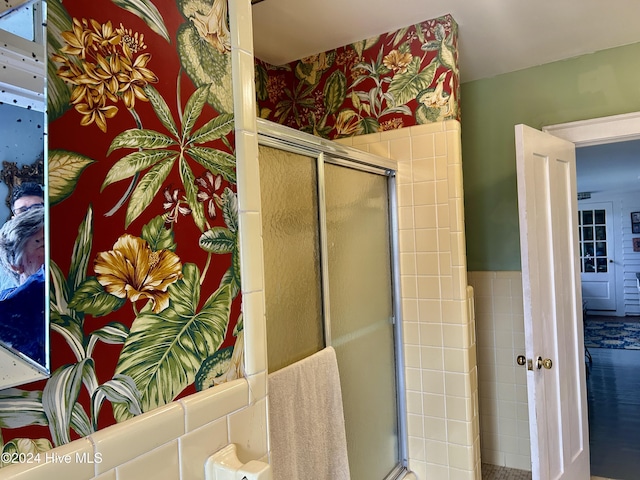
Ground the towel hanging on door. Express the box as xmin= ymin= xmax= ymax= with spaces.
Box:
xmin=268 ymin=346 xmax=351 ymax=480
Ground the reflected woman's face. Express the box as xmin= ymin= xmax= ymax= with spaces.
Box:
xmin=13 ymin=195 xmax=44 ymax=216
xmin=20 ymin=227 xmax=45 ymax=280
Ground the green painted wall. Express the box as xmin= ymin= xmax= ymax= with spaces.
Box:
xmin=461 ymin=42 xmax=640 ymax=271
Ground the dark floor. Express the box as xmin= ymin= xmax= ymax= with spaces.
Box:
xmin=587 ymin=347 xmax=640 ymax=480
xmin=585 ymin=314 xmax=640 ymax=323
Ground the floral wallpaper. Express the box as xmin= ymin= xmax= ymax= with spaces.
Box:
xmin=255 ymin=14 xmax=459 ymax=140
xmin=0 ymin=0 xmax=241 ymax=461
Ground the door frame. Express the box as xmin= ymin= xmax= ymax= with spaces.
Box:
xmin=543 ymin=111 xmax=640 ymax=146
xmin=543 ymin=111 xmax=640 ymax=318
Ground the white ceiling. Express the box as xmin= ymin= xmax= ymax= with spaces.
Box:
xmin=252 ymin=0 xmax=640 ymax=83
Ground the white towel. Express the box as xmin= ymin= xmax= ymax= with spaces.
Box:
xmin=268 ymin=346 xmax=351 ymax=480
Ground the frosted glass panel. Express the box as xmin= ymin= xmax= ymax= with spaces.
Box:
xmin=324 ymin=163 xmax=398 ymax=480
xmin=259 ymin=145 xmax=324 ymax=372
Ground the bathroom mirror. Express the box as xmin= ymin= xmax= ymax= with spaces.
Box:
xmin=0 ymin=0 xmax=49 ymax=389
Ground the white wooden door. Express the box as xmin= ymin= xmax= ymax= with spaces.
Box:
xmin=515 ymin=124 xmax=590 ymax=480
xmin=578 ymin=202 xmax=617 ymax=312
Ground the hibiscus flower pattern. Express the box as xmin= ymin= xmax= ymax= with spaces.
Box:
xmin=94 ymin=234 xmax=183 ymax=313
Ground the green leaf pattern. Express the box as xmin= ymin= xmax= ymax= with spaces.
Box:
xmin=114 ymin=267 xmax=231 ymax=420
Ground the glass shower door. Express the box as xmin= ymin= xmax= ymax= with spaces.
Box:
xmin=324 ymin=163 xmax=399 ymax=480
xmin=259 ymin=142 xmax=404 ymax=480
xmin=259 ymin=145 xmax=325 ymax=372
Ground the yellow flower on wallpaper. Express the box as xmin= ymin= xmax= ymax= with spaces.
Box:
xmin=383 ymin=50 xmax=413 ymax=74
xmin=94 ymin=234 xmax=183 ymax=313
xmin=117 ymin=51 xmax=159 ymax=109
xmin=53 ymin=18 xmax=158 ymax=132
xmin=75 ymin=95 xmax=119 ymax=132
xmin=335 ymin=109 xmax=360 ymax=137
xmin=191 ymin=0 xmax=231 ymax=54
xmin=296 ymin=52 xmax=331 ymax=85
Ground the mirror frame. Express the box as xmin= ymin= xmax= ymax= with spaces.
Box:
xmin=0 ymin=0 xmax=50 ymax=389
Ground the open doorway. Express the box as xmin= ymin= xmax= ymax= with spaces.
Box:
xmin=576 ymin=139 xmax=640 ymax=318
xmin=544 ymin=114 xmax=640 ymax=479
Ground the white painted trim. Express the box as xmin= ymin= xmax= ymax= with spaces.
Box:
xmin=544 ymin=112 xmax=640 ymax=318
xmin=543 ymin=111 xmax=640 ymax=147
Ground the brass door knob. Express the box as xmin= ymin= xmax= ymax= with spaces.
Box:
xmin=516 ymin=355 xmax=526 ymax=366
xmin=536 ymin=356 xmax=553 ymax=370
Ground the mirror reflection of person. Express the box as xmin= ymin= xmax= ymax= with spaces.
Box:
xmin=11 ymin=182 xmax=45 ymax=217
xmin=0 ymin=206 xmax=46 ymax=365
xmin=0 ymin=183 xmax=44 ymax=292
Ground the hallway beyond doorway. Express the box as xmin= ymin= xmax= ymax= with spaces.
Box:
xmin=587 ymin=348 xmax=640 ymax=479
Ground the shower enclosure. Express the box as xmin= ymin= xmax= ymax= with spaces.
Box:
xmin=258 ymin=119 xmax=408 ymax=479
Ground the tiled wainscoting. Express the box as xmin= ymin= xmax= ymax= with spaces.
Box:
xmin=467 ymin=272 xmax=531 ymax=472
xmin=0 ymin=379 xmax=266 ymax=480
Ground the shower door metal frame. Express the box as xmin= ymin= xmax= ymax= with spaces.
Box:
xmin=257 ymin=119 xmax=409 ymax=478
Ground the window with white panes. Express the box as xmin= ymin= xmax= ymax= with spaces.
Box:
xmin=579 ymin=208 xmax=609 ymax=273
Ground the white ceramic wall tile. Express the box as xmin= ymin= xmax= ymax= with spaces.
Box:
xmin=408 ymin=436 xmax=426 ymax=461
xmin=446 ymin=372 xmax=469 ymax=398
xmin=180 ymin=379 xmax=248 ymax=432
xmin=422 ymin=393 xmax=446 ymax=418
xmin=0 ymin=437 xmax=95 ymax=480
xmin=407 ymin=413 xmax=425 ymax=438
xmin=412 ymin=158 xmax=436 ymax=182
xmin=425 ymin=439 xmax=448 ymax=465
xmin=116 ymin=441 xmax=179 ymax=480
xmin=447 ymin=420 xmax=473 ymax=446
xmin=179 ymin=417 xmax=229 ymax=480
xmin=424 ymin=462 xmax=448 ymax=480
xmin=235 ymin=130 xmax=261 ymax=213
xmin=237 ymin=211 xmax=265 ymax=293
xmin=434 ymin=132 xmax=448 ymax=157
xmin=415 ymin=228 xmax=438 ymax=252
xmin=421 ymin=346 xmax=444 ymax=370
xmin=367 ymin=140 xmax=390 ymax=158
xmin=467 ymin=270 xmax=531 ymax=472
xmin=231 ymin=48 xmax=258 ymax=133
xmin=91 ymin=403 xmax=184 ymax=475
xmin=228 ymin=398 xmax=268 ymax=461
xmin=91 ymin=470 xmax=117 ymax=480
xmin=421 ymin=370 xmax=445 ymax=395
xmin=406 ymin=390 xmax=423 ymax=416
xmin=228 ymin=0 xmax=254 ymax=55
xmin=405 ymin=367 xmax=423 ymax=392
xmin=246 ymin=371 xmax=266 ymax=404
xmin=415 ymin=205 xmax=437 ymax=229
xmin=351 ymin=132 xmax=381 ymax=145
xmin=241 ymin=290 xmax=267 ymax=376
xmin=410 ymin=122 xmax=444 ymax=136
xmin=405 ymin=344 xmax=421 ymax=368
xmin=413 ymin=181 xmax=436 ymax=206
xmin=380 ymin=127 xmax=411 ymax=141
xmin=424 ymin=416 xmax=447 ymax=441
